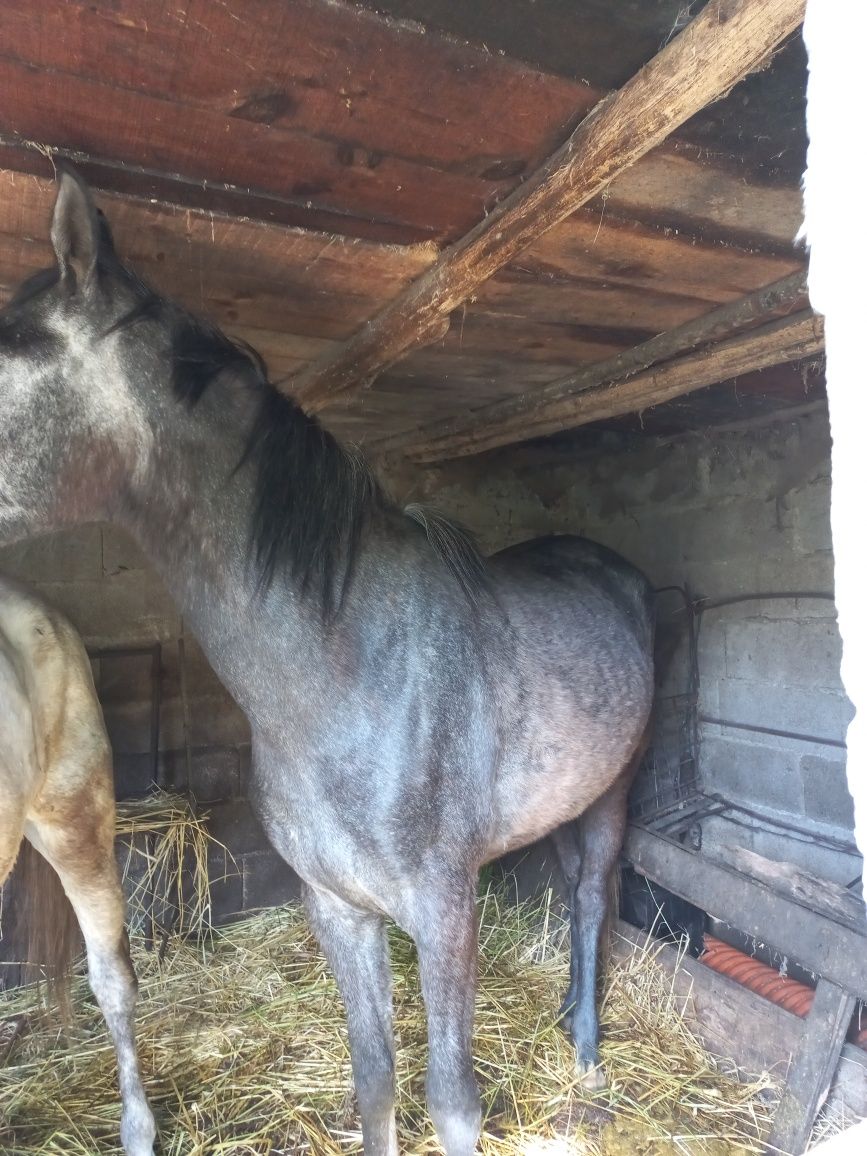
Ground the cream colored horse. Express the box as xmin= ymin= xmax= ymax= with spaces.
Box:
xmin=0 ymin=574 xmax=155 ymax=1155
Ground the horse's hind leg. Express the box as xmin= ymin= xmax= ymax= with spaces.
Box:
xmin=549 ymin=820 xmax=582 ymax=1030
xmin=304 ymin=884 xmax=398 ymax=1156
xmin=410 ymin=879 xmax=481 ymax=1156
xmin=26 ymin=804 xmax=156 ymax=1156
xmin=0 ymin=793 xmax=25 ymax=885
xmin=557 ymin=773 xmax=631 ymax=1092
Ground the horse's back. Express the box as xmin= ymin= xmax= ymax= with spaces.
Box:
xmin=489 ymin=534 xmax=654 ymax=654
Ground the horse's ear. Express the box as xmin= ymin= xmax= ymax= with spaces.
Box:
xmin=50 ymin=166 xmax=101 ymax=293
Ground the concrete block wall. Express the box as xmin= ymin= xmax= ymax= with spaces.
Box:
xmin=0 ymin=524 xmax=299 ymax=921
xmin=390 ymin=408 xmax=859 ymax=882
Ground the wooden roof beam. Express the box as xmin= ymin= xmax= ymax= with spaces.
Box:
xmin=400 ymin=309 xmax=824 ymax=462
xmin=375 ymin=269 xmax=812 ymax=460
xmin=293 ymin=0 xmax=807 ymax=412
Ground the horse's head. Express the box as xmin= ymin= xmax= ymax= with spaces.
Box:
xmin=0 ymin=167 xmax=156 ymax=543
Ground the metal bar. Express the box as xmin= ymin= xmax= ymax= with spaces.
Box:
xmin=149 ymin=644 xmax=162 ymax=788
xmin=700 ymin=714 xmax=847 ymax=750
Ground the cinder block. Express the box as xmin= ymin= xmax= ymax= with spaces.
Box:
xmin=717 ymin=679 xmax=852 ymax=748
xmin=239 ymin=744 xmax=253 ymax=793
xmin=241 ymin=850 xmax=302 ymax=910
xmin=159 ymin=636 xmax=233 ymax=701
xmin=163 ymin=745 xmax=241 ymax=801
xmin=34 ymin=569 xmax=181 ymax=647
xmin=101 ymin=524 xmax=151 ymax=575
xmin=723 ymin=618 xmax=844 ymax=691
xmin=792 ymin=478 xmax=832 ymax=555
xmin=113 ymin=752 xmax=158 ymax=799
xmin=757 ymin=547 xmax=834 ymax=595
xmin=682 ymin=555 xmax=761 ymax=600
xmin=159 ymin=692 xmax=251 ymax=751
xmin=206 ymin=799 xmax=270 ymax=858
xmin=801 ymin=755 xmax=855 ymax=829
xmin=696 ymin=616 xmax=727 ymax=682
xmin=698 ymin=678 xmax=720 ymax=718
xmin=700 ymin=734 xmax=805 ymax=815
xmin=0 ymin=525 xmax=103 ymax=583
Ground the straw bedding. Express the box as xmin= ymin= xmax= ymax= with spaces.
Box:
xmin=0 ymin=795 xmax=785 ymax=1154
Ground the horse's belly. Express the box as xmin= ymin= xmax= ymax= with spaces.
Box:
xmin=486 ymin=727 xmax=642 ymax=861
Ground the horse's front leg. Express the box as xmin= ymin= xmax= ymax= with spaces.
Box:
xmin=304 ymin=884 xmax=398 ymax=1156
xmin=409 ymin=880 xmax=482 ymax=1156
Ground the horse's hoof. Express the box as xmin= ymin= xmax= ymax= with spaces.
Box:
xmin=576 ymin=1059 xmax=607 ymax=1092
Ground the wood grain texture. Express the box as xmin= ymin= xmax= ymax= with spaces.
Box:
xmin=375 ymin=270 xmax=808 ymax=456
xmin=291 ymin=0 xmax=807 ymax=410
xmin=623 ymin=826 xmax=867 ymax=1001
xmin=611 ymin=921 xmax=867 ymax=1128
xmin=768 ymin=980 xmax=857 ymax=1155
xmin=401 ymin=311 xmax=823 ymax=460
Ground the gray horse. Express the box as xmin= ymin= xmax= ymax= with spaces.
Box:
xmin=0 ymin=169 xmax=654 ymax=1156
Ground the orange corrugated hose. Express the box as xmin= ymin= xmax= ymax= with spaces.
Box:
xmin=700 ymin=935 xmax=865 ymax=1048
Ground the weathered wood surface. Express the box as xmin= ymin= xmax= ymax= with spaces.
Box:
xmin=611 ymin=921 xmax=867 ymax=1127
xmin=397 ymin=311 xmax=824 ymax=460
xmin=0 ymin=0 xmax=811 ymax=441
xmin=711 ymin=846 xmax=867 ymax=937
xmin=0 ymin=1 xmax=805 ymax=250
xmin=374 ymin=270 xmax=808 ymax=456
xmin=623 ymin=826 xmax=867 ymax=1000
xmin=767 ymin=980 xmax=857 ymax=1156
xmin=370 ymin=2 xmax=810 ymax=187
xmin=292 ymin=0 xmax=807 ymax=410
xmin=0 ymin=0 xmax=591 ymax=244
xmin=596 ymin=149 xmax=805 ymax=253
xmin=0 ymin=168 xmax=803 ymax=441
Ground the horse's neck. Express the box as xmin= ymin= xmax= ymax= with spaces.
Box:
xmin=115 ymin=444 xmax=318 ymax=725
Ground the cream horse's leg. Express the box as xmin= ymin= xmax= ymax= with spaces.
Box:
xmin=27 ymin=785 xmax=156 ymax=1156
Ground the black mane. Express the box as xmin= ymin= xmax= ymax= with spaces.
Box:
xmin=168 ymin=311 xmax=384 ymax=610
xmin=142 ymin=307 xmax=486 ymax=611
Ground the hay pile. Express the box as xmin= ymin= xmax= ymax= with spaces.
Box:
xmin=1 ymin=797 xmax=781 ymax=1154
xmin=114 ymin=791 xmax=219 ymax=939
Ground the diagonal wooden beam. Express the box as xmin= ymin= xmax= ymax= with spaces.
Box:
xmin=293 ymin=0 xmax=806 ymax=412
xmin=375 ymin=269 xmax=810 ymax=459
xmin=400 ymin=310 xmax=825 ymax=462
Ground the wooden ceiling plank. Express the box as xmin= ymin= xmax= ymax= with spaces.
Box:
xmin=372 ymin=269 xmax=808 ymax=456
xmin=520 ymin=210 xmax=803 ymax=303
xmin=0 ymin=61 xmax=499 ymax=237
xmin=403 ymin=310 xmax=824 ymax=462
xmin=291 ymin=0 xmax=807 ymax=411
xmin=599 ymin=150 xmax=805 ymax=251
xmin=3 ymin=0 xmax=590 ymax=176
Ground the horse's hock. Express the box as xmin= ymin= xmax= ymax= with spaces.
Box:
xmin=0 ymin=2 xmax=864 ymax=1155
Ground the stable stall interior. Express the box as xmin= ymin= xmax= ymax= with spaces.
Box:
xmin=0 ymin=0 xmax=864 ymax=1151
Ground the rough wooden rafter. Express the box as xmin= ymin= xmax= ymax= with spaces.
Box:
xmin=398 ymin=311 xmax=824 ymax=462
xmin=377 ymin=270 xmax=812 ymax=459
xmin=293 ymin=0 xmax=807 ymax=412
